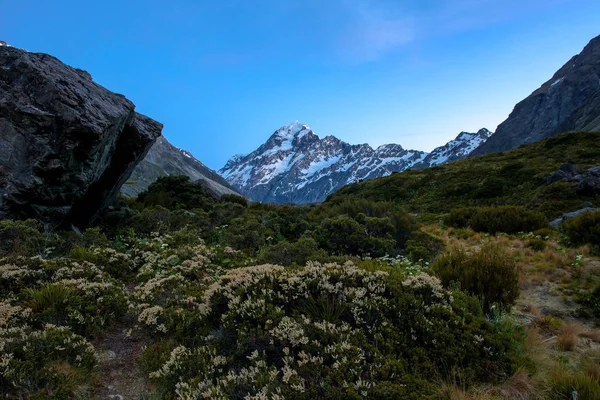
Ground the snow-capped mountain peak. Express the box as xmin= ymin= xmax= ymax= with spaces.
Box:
xmin=417 ymin=128 xmax=493 ymax=167
xmin=219 ymin=123 xmax=492 ymax=204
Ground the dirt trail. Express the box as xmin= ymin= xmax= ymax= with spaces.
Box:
xmin=92 ymin=316 xmax=152 ymax=400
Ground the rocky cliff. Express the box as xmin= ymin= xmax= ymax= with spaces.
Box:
xmin=220 ymin=122 xmax=490 ymax=204
xmin=472 ymin=35 xmax=600 ymax=156
xmin=0 ymin=43 xmax=162 ymax=227
xmin=122 ymin=136 xmax=238 ymax=198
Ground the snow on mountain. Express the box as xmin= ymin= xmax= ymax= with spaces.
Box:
xmin=219 ymin=122 xmax=492 ymax=204
xmin=417 ymin=129 xmax=493 ymax=167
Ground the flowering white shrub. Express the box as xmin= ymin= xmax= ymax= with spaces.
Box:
xmin=144 ymin=262 xmax=515 ymax=398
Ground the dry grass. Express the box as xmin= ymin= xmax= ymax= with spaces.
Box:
xmin=519 ymin=303 xmax=540 ymax=317
xmin=580 ymin=330 xmax=600 ymax=343
xmin=523 ymin=326 xmax=554 ymax=375
xmin=437 ymin=383 xmax=502 ymax=400
xmin=556 ymin=322 xmax=584 ymax=351
xmin=535 ymin=316 xmax=564 ymax=336
xmin=495 ymin=370 xmax=543 ymax=400
xmin=584 ymin=361 xmax=600 ymax=382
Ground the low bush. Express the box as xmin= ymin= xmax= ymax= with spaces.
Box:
xmin=220 ymin=193 xmax=248 ymax=207
xmin=526 ymin=238 xmax=547 ymax=251
xmin=137 ymin=175 xmax=216 ymax=211
xmin=444 ymin=208 xmax=478 ymax=228
xmin=469 ymin=206 xmax=547 ymax=234
xmin=314 ymin=215 xmax=396 ymax=257
xmin=404 ymin=230 xmax=445 ymax=262
xmin=445 ymin=206 xmax=547 ymax=234
xmin=0 ymin=219 xmax=45 ymax=256
xmin=0 ymin=321 xmax=97 ymax=398
xmin=577 ymin=285 xmax=600 ymax=319
xmin=563 ymin=210 xmax=600 ymax=253
xmin=449 ymin=228 xmax=477 ymax=240
xmin=432 ymin=244 xmax=519 ymax=312
xmin=256 ymin=237 xmax=329 ymax=266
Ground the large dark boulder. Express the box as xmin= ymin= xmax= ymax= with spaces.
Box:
xmin=577 ymin=166 xmax=600 ymax=196
xmin=0 ymin=44 xmax=162 ymax=228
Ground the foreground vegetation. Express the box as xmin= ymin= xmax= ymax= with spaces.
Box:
xmin=1 ymin=132 xmax=599 ymax=399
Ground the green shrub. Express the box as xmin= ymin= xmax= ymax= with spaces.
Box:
xmin=468 ymin=206 xmax=548 ymax=234
xmin=256 ymin=237 xmax=328 ymax=266
xmin=474 ymin=177 xmax=507 ymax=199
xmin=68 ymin=245 xmax=135 ymax=280
xmin=449 ymin=228 xmax=477 ymax=240
xmin=24 ymin=283 xmax=75 ymax=326
xmin=315 ymin=215 xmax=396 ymax=257
xmin=220 ymin=193 xmax=248 ymax=207
xmin=137 ymin=175 xmax=216 ymax=211
xmin=444 ymin=208 xmax=477 ymax=228
xmin=11 ymin=257 xmax=129 ymax=335
xmin=432 ymin=244 xmax=519 ymax=312
xmin=526 ymin=238 xmax=547 ymax=251
xmin=577 ymin=284 xmax=600 ymax=319
xmin=0 ymin=219 xmax=45 ymax=256
xmin=563 ymin=210 xmax=600 ymax=252
xmin=0 ymin=325 xmax=97 ymax=399
xmin=404 ymin=230 xmax=445 ymax=262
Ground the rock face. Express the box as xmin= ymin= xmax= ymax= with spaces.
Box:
xmin=219 ymin=122 xmax=491 ymax=204
xmin=577 ymin=166 xmax=600 ymax=196
xmin=550 ymin=207 xmax=600 ymax=228
xmin=472 ymin=35 xmax=600 ymax=156
xmin=122 ymin=136 xmax=239 ymax=198
xmin=0 ymin=44 xmax=162 ymax=227
xmin=545 ymin=163 xmax=600 ymax=196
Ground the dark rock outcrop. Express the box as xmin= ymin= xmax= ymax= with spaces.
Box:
xmin=472 ymin=35 xmax=600 ymax=156
xmin=546 ymin=163 xmax=581 ymax=185
xmin=550 ymin=207 xmax=600 ymax=228
xmin=578 ymin=166 xmax=600 ymax=196
xmin=545 ymin=164 xmax=600 ymax=197
xmin=0 ymin=45 xmax=162 ymax=227
xmin=122 ymin=136 xmax=239 ymax=198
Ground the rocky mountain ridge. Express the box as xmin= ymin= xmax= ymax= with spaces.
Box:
xmin=473 ymin=34 xmax=600 ymax=155
xmin=219 ymin=122 xmax=491 ymax=204
xmin=123 ymin=136 xmax=238 ymax=198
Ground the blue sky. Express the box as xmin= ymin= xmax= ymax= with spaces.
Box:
xmin=2 ymin=0 xmax=599 ymax=169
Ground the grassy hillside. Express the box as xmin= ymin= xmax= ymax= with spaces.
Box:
xmin=328 ymin=132 xmax=600 ymax=218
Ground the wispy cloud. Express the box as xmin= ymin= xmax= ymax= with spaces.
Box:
xmin=201 ymin=0 xmax=575 ymax=65
xmin=333 ymin=0 xmax=415 ymax=62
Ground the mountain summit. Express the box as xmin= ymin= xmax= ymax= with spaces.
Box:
xmin=473 ymin=34 xmax=600 ymax=155
xmin=219 ymin=123 xmax=491 ymax=204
